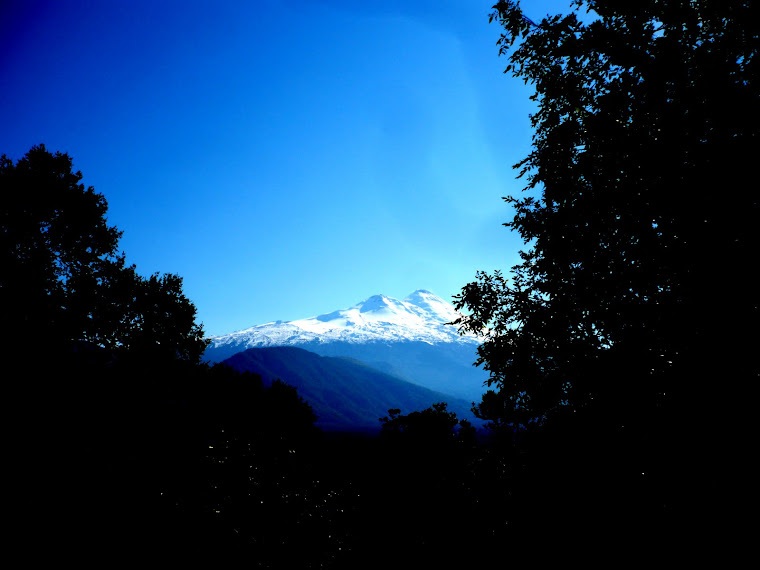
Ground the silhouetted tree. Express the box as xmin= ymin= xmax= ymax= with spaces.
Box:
xmin=0 ymin=144 xmax=208 ymax=363
xmin=2 ymin=145 xmax=333 ymax=566
xmin=456 ymin=0 xmax=758 ymax=428
xmin=380 ymin=402 xmax=474 ymax=445
xmin=1 ymin=145 xmax=212 ymax=562
xmin=454 ymin=1 xmax=757 ymax=552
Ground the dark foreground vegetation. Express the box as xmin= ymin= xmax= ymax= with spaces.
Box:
xmin=9 ymin=349 xmax=735 ymax=567
xmin=3 ymin=0 xmax=756 ymax=566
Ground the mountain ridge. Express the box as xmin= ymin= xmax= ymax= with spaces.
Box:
xmin=208 ymin=289 xmax=478 ymax=349
xmin=223 ymin=346 xmax=480 ymax=431
xmin=205 ymin=290 xmax=489 ymax=401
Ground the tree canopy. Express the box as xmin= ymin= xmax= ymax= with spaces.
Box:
xmin=2 ymin=146 xmax=329 ymax=564
xmin=0 ymin=144 xmax=208 ymax=363
xmin=380 ymin=402 xmax=475 ymax=445
xmin=449 ymin=3 xmax=757 ymax=551
xmin=455 ymin=0 xmax=758 ymax=428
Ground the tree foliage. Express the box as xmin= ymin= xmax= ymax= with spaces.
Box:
xmin=455 ymin=0 xmax=759 ymax=428
xmin=1 ymin=146 xmax=327 ymax=563
xmin=380 ymin=402 xmax=475 ymax=445
xmin=0 ymin=144 xmax=208 ymax=363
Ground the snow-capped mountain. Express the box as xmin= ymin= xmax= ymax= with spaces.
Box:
xmin=205 ymin=290 xmax=488 ymax=401
xmin=210 ymin=290 xmax=475 ymax=350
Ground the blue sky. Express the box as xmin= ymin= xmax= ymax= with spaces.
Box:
xmin=2 ymin=0 xmax=576 ymax=336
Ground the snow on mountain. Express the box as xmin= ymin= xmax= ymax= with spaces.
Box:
xmin=209 ymin=290 xmax=478 ymax=353
xmin=205 ymin=290 xmax=488 ymax=401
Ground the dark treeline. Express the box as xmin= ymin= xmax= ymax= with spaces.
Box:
xmin=454 ymin=0 xmax=757 ymax=562
xmin=0 ymin=145 xmax=501 ymax=567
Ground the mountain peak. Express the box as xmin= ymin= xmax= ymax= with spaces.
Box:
xmin=403 ymin=289 xmax=457 ymax=322
xmin=208 ymin=289 xmax=476 ymax=354
xmin=408 ymin=288 xmax=434 ymax=296
xmin=359 ymin=294 xmax=399 ymax=313
xmin=204 ymin=289 xmax=486 ymax=401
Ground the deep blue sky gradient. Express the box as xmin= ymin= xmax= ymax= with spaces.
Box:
xmin=2 ymin=0 xmax=576 ymax=335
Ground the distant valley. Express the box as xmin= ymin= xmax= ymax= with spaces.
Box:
xmin=223 ymin=346 xmax=480 ymax=431
xmin=205 ymin=290 xmax=490 ymax=431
